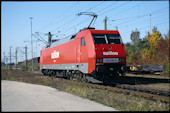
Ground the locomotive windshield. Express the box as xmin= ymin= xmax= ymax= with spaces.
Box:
xmin=92 ymin=34 xmax=122 ymax=44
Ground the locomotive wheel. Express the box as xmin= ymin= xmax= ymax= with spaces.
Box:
xmin=77 ymin=72 xmax=83 ymax=82
xmin=41 ymin=70 xmax=46 ymax=76
xmin=42 ymin=69 xmax=48 ymax=76
xmin=50 ymin=70 xmax=55 ymax=76
xmin=70 ymin=73 xmax=77 ymax=81
xmin=120 ymin=72 xmax=125 ymax=76
xmin=82 ymin=73 xmax=88 ymax=83
xmin=54 ymin=71 xmax=58 ymax=77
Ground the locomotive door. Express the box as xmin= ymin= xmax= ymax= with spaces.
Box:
xmin=76 ymin=38 xmax=81 ymax=65
xmin=76 ymin=38 xmax=86 ymax=63
xmin=75 ymin=37 xmax=88 ymax=73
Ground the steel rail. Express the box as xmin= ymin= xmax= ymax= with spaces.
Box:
xmin=114 ymin=84 xmax=170 ymax=97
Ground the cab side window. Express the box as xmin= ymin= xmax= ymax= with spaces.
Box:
xmin=81 ymin=37 xmax=86 ymax=46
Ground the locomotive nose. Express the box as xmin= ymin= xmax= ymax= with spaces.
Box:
xmin=95 ymin=44 xmax=126 ymax=64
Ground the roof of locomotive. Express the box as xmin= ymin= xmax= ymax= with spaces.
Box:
xmin=46 ymin=33 xmax=77 ymax=49
xmin=45 ymin=28 xmax=120 ymax=49
xmin=88 ymin=29 xmax=120 ymax=34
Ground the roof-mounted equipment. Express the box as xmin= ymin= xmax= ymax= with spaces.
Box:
xmin=77 ymin=12 xmax=98 ymax=29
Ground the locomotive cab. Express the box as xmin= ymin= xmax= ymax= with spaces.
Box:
xmin=88 ymin=30 xmax=126 ymax=80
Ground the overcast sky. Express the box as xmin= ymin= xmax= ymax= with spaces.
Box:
xmin=1 ymin=1 xmax=169 ymax=63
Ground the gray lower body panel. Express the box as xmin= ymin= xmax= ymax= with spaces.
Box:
xmin=40 ymin=63 xmax=88 ymax=74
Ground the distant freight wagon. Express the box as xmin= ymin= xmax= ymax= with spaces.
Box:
xmin=126 ymin=65 xmax=164 ymax=74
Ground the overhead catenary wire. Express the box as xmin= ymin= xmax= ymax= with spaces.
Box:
xmin=54 ymin=2 xmax=128 ymax=36
xmin=41 ymin=2 xmax=97 ymax=34
xmin=92 ymin=1 xmax=132 ymax=28
xmin=95 ymin=2 xmax=142 ymax=27
xmin=99 ymin=1 xmax=130 ymax=16
xmin=119 ymin=19 xmax=169 ymax=41
xmin=51 ymin=2 xmax=105 ymax=35
xmin=108 ymin=7 xmax=169 ymax=28
xmin=34 ymin=33 xmax=48 ymax=45
xmin=84 ymin=1 xmax=105 ymax=12
xmin=52 ymin=1 xmax=129 ymax=37
xmin=37 ymin=2 xmax=79 ymax=32
xmin=35 ymin=2 xmax=168 ymax=46
xmin=95 ymin=3 xmax=168 ymax=30
xmin=119 ymin=13 xmax=168 ymax=34
xmin=96 ymin=1 xmax=117 ymax=14
xmin=108 ymin=10 xmax=168 ymax=25
xmin=121 ymin=20 xmax=169 ymax=36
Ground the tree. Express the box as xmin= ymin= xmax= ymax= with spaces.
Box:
xmin=157 ymin=30 xmax=170 ymax=73
xmin=124 ymin=42 xmax=134 ymax=65
xmin=141 ymin=27 xmax=163 ymax=64
xmin=164 ymin=30 xmax=170 ymax=39
xmin=126 ymin=27 xmax=169 ymax=69
xmin=130 ymin=28 xmax=140 ymax=44
xmin=149 ymin=27 xmax=163 ymax=59
xmin=135 ymin=38 xmax=149 ymax=54
xmin=128 ymin=29 xmax=140 ymax=64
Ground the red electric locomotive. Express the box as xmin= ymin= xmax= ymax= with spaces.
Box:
xmin=40 ymin=27 xmax=126 ymax=83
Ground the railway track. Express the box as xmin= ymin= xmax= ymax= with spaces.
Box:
xmin=6 ymin=69 xmax=170 ymax=103
xmin=82 ymin=82 xmax=170 ymax=103
xmin=114 ymin=84 xmax=170 ymax=97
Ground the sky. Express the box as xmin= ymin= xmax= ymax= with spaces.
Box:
xmin=1 ymin=1 xmax=169 ymax=63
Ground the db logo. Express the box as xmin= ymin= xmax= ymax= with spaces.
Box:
xmin=51 ymin=50 xmax=59 ymax=59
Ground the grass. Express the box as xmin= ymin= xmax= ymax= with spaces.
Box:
xmin=1 ymin=68 xmax=169 ymax=111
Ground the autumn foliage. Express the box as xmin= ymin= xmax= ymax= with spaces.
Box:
xmin=125 ymin=27 xmax=169 ymax=73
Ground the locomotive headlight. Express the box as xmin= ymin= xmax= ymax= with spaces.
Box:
xmin=97 ymin=59 xmax=103 ymax=63
xmin=122 ymin=58 xmax=124 ymax=62
xmin=119 ymin=58 xmax=125 ymax=62
xmin=100 ymin=59 xmax=102 ymax=62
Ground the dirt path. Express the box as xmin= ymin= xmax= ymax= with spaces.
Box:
xmin=1 ymin=80 xmax=117 ymax=111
